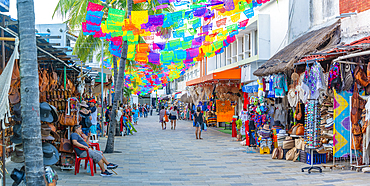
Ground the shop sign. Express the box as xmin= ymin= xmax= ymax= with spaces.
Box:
xmin=242 ymin=85 xmax=258 ymax=93
xmin=216 ymin=100 xmax=234 ymax=122
xmin=95 ymin=72 xmax=107 ymax=83
xmin=0 ymin=0 xmax=9 ymax=12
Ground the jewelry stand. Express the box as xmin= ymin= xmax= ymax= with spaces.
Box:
xmin=302 ymin=148 xmax=322 ymax=173
xmin=301 ymin=99 xmax=322 ymax=174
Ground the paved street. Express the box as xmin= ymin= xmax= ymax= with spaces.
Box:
xmin=4 ymin=114 xmax=370 ymax=186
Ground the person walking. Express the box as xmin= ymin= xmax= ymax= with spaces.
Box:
xmin=132 ymin=105 xmax=140 ymax=125
xmin=150 ymin=105 xmax=153 ymax=116
xmin=169 ymin=106 xmax=179 ymax=130
xmin=138 ymin=104 xmax=142 ymax=117
xmin=143 ymin=104 xmax=148 ymax=118
xmin=159 ymin=106 xmax=167 ymax=130
xmin=116 ymin=103 xmax=124 ymax=129
xmin=193 ymin=107 xmax=204 ymax=139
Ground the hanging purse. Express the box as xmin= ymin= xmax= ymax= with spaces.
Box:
xmin=291 ymin=125 xmax=299 ymax=135
xmin=296 ymin=103 xmax=302 ymax=121
xmin=60 ymin=101 xmax=77 ymax=126
xmin=59 ymin=131 xmax=73 ymax=153
xmin=296 ymin=123 xmax=305 ymax=136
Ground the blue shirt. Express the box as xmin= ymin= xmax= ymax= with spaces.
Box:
xmin=132 ymin=109 xmax=139 ymax=118
xmin=71 ymin=133 xmax=88 ymax=156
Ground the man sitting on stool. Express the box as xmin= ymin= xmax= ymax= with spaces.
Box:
xmin=71 ymin=125 xmax=118 ymax=177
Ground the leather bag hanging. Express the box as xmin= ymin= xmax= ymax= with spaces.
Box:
xmin=296 ymin=103 xmax=302 ymax=121
xmin=59 ymin=101 xmax=77 ymax=126
xmin=291 ymin=125 xmax=299 ymax=135
xmin=296 ymin=123 xmax=305 ymax=136
xmin=354 ymin=65 xmax=369 ymax=87
xmin=9 ymin=60 xmax=21 ymax=104
xmin=59 ymin=131 xmax=73 ymax=153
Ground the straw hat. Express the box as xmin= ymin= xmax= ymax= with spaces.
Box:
xmin=80 ymin=101 xmax=88 ymax=108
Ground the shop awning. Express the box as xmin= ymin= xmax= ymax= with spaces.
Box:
xmin=253 ymin=20 xmax=341 ymax=77
xmin=172 ymin=91 xmax=182 ymax=99
xmin=186 ymin=68 xmax=241 ymax=86
xmin=159 ymin=94 xmax=171 ymax=100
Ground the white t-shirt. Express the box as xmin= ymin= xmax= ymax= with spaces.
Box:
xmin=91 ymin=108 xmax=98 ymax=125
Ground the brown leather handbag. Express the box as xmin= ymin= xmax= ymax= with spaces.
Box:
xmin=9 ymin=60 xmax=21 ymax=104
xmin=59 ymin=105 xmax=77 ymax=126
xmin=291 ymin=125 xmax=299 ymax=135
xmin=354 ymin=66 xmax=370 ymax=87
xmin=296 ymin=123 xmax=305 ymax=136
xmin=296 ymin=103 xmax=302 ymax=121
xmin=59 ymin=131 xmax=73 ymax=153
xmin=351 ymin=83 xmax=362 ymax=126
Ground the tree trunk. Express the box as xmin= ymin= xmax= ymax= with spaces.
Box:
xmin=112 ymin=56 xmax=120 ymax=136
xmin=105 ymin=0 xmax=132 ymax=153
xmin=17 ymin=0 xmax=45 ymax=185
xmin=113 ymin=56 xmax=118 ymax=97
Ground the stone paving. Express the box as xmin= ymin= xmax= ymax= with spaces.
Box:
xmin=4 ymin=114 xmax=370 ymax=185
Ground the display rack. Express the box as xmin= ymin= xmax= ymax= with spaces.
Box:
xmin=302 ymin=99 xmax=322 ymax=173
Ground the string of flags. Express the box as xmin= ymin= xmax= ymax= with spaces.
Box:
xmin=82 ymin=0 xmax=271 ymax=95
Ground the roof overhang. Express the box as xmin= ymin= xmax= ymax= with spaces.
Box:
xmin=186 ymin=68 xmax=241 ymax=86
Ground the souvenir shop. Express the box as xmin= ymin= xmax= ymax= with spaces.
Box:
xmin=187 ymin=81 xmax=243 ymax=127
xmin=242 ymin=21 xmax=348 ymax=172
xmin=0 ymin=17 xmax=93 ymax=184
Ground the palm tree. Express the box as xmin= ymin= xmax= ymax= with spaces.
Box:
xmin=17 ymin=0 xmax=45 ymax=184
xmin=54 ymin=0 xmax=174 ymax=153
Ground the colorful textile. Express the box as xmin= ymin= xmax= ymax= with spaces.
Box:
xmin=333 ymin=89 xmax=351 ymax=158
xmin=308 ymin=61 xmax=323 ymax=99
xmin=273 ymin=73 xmax=288 ymax=97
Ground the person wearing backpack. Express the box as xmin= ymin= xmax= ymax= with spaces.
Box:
xmin=79 ymin=101 xmax=92 ymax=136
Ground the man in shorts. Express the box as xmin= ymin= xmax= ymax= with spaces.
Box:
xmin=71 ymin=125 xmax=118 ymax=176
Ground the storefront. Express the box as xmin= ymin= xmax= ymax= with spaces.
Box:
xmin=0 ymin=14 xmax=93 ymax=184
xmin=247 ymin=21 xmax=344 ymax=171
xmin=186 ymin=67 xmax=242 ymax=127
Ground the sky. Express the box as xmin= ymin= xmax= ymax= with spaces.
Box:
xmin=4 ymin=0 xmax=65 ymax=24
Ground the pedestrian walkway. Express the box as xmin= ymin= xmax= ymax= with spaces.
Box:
xmin=4 ymin=115 xmax=368 ymax=185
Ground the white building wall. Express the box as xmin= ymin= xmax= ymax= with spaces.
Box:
xmin=288 ymin=0 xmax=310 ymax=42
xmin=310 ymin=0 xmax=339 ymax=28
xmin=341 ymin=9 xmax=370 ymax=44
xmin=257 ymin=0 xmax=289 ymax=56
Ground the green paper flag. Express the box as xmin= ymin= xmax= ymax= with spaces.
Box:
xmin=188 ymin=28 xmax=197 ymax=35
xmin=182 ymin=40 xmax=192 ymax=49
xmin=227 ymin=23 xmax=238 ymax=32
xmin=190 ymin=4 xmax=205 ymax=9
xmin=108 ymin=9 xmax=126 ymax=22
